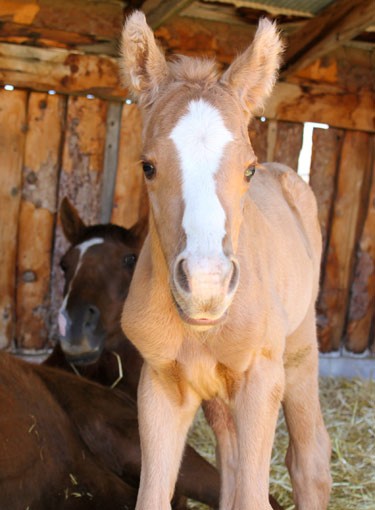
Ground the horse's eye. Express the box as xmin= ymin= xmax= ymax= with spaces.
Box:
xmin=142 ymin=161 xmax=156 ymax=180
xmin=244 ymin=165 xmax=256 ymax=183
xmin=60 ymin=259 xmax=68 ymax=273
xmin=123 ymin=254 xmax=137 ymax=269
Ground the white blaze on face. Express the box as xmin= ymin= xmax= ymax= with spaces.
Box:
xmin=58 ymin=237 xmax=104 ymax=337
xmin=169 ymin=99 xmax=233 ymax=261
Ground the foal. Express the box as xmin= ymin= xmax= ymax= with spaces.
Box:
xmin=120 ymin=12 xmax=331 ymax=510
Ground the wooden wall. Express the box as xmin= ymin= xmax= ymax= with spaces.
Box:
xmin=0 ymin=86 xmax=373 ymax=354
xmin=0 ymin=4 xmax=373 ymax=354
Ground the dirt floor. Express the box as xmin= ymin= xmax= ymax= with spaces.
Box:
xmin=187 ymin=376 xmax=375 ymax=510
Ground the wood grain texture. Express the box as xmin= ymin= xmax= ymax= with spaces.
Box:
xmin=283 ymin=0 xmax=375 ymax=76
xmin=0 ymin=43 xmax=124 ymax=100
xmin=111 ymin=103 xmax=145 ymax=229
xmin=50 ymin=95 xmax=108 ymax=343
xmin=16 ymin=92 xmax=65 ymax=350
xmin=272 ymin=121 xmax=303 ymax=170
xmin=0 ymin=0 xmax=124 ymax=54
xmin=248 ymin=118 xmax=268 ymax=164
xmin=317 ymin=130 xmax=373 ymax=352
xmin=310 ymin=127 xmax=344 ymax=257
xmin=0 ymin=89 xmax=27 ymax=349
xmin=346 ymin=138 xmax=375 ymax=353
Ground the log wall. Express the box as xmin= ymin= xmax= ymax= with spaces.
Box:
xmin=0 ymin=11 xmax=373 ymax=354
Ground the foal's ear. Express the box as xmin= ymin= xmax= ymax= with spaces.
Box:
xmin=60 ymin=197 xmax=86 ymax=245
xmin=220 ymin=19 xmax=283 ymax=116
xmin=120 ymin=11 xmax=169 ymax=107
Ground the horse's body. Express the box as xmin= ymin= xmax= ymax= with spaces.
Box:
xmin=0 ymin=351 xmax=139 ymax=510
xmin=120 ymin=12 xmax=331 ymax=510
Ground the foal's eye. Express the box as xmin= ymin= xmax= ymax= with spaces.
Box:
xmin=123 ymin=254 xmax=137 ymax=269
xmin=142 ymin=161 xmax=156 ymax=180
xmin=244 ymin=165 xmax=256 ymax=183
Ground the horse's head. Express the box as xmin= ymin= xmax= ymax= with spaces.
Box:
xmin=57 ymin=198 xmax=144 ymax=364
xmin=121 ymin=12 xmax=283 ymax=329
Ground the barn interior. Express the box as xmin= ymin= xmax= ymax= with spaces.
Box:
xmin=0 ymin=1 xmax=374 ymax=509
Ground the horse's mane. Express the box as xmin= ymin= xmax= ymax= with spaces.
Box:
xmin=167 ymin=55 xmax=220 ymax=86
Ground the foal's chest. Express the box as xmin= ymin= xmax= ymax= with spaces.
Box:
xmin=176 ymin=337 xmax=240 ymax=401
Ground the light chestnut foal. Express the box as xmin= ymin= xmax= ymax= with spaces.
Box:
xmin=120 ymin=11 xmax=331 ymax=510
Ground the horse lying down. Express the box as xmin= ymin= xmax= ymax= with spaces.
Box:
xmin=43 ymin=197 xmax=283 ymax=510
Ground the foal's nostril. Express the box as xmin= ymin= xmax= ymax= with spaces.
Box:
xmin=176 ymin=258 xmax=190 ymax=293
xmin=228 ymin=259 xmax=240 ymax=293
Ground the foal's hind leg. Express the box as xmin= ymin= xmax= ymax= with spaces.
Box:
xmin=283 ymin=308 xmax=331 ymax=509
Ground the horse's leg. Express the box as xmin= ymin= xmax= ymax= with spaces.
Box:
xmin=283 ymin=308 xmax=331 ymax=509
xmin=203 ymin=398 xmax=238 ymax=509
xmin=232 ymin=353 xmax=285 ymax=510
xmin=136 ymin=362 xmax=200 ymax=510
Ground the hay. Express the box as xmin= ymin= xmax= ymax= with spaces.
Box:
xmin=187 ymin=377 xmax=375 ymax=509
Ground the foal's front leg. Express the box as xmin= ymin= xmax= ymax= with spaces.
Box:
xmin=136 ymin=363 xmax=200 ymax=510
xmin=232 ymin=354 xmax=284 ymax=510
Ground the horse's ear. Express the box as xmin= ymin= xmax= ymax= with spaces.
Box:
xmin=220 ymin=19 xmax=283 ymax=117
xmin=59 ymin=197 xmax=86 ymax=244
xmin=120 ymin=11 xmax=169 ymax=107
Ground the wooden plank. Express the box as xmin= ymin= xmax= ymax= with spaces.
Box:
xmin=0 ymin=0 xmax=124 ymax=39
xmin=248 ymin=118 xmax=268 ymax=163
xmin=265 ymin=81 xmax=374 ymax=133
xmin=317 ymin=130 xmax=372 ymax=352
xmin=100 ymin=102 xmax=123 ymax=223
xmin=345 ymin=140 xmax=375 ymax=353
xmin=111 ymin=103 xmax=145 ymax=229
xmin=309 ymin=127 xmax=344 ymax=256
xmin=272 ymin=121 xmax=303 ymax=170
xmin=16 ymin=92 xmax=65 ymax=351
xmin=49 ymin=95 xmax=108 ymax=342
xmin=0 ymin=89 xmax=27 ymax=349
xmin=282 ymin=0 xmax=375 ymax=76
xmin=0 ymin=43 xmax=125 ymax=100
xmin=143 ymin=0 xmax=195 ymax=29
xmin=1 ymin=41 xmax=371 ymax=132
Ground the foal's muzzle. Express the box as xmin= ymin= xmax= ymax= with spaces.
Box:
xmin=172 ymin=254 xmax=240 ymax=327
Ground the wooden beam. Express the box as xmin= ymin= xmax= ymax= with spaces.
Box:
xmin=143 ymin=0 xmax=195 ymax=29
xmin=317 ymin=130 xmax=372 ymax=352
xmin=16 ymin=92 xmax=65 ymax=351
xmin=0 ymin=43 xmax=125 ymax=100
xmin=282 ymin=0 xmax=375 ymax=76
xmin=0 ymin=90 xmax=27 ymax=349
xmin=345 ymin=142 xmax=375 ymax=353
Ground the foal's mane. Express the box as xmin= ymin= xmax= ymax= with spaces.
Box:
xmin=167 ymin=55 xmax=220 ymax=86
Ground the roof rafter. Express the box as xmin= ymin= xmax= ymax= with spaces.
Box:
xmin=142 ymin=0 xmax=195 ymax=29
xmin=282 ymin=0 xmax=375 ymax=77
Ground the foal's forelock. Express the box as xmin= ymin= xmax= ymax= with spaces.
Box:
xmin=169 ymin=98 xmax=233 ymax=260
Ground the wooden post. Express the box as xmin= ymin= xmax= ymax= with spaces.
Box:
xmin=310 ymin=127 xmax=344 ymax=258
xmin=272 ymin=121 xmax=304 ymax=170
xmin=345 ymin=138 xmax=375 ymax=352
xmin=317 ymin=130 xmax=372 ymax=352
xmin=16 ymin=92 xmax=65 ymax=351
xmin=0 ymin=89 xmax=27 ymax=349
xmin=111 ymin=103 xmax=145 ymax=229
xmin=50 ymin=95 xmax=108 ymax=342
xmin=248 ymin=117 xmax=268 ymax=164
